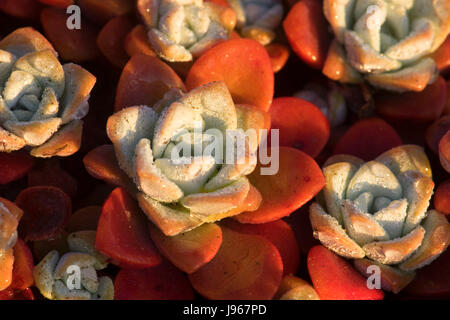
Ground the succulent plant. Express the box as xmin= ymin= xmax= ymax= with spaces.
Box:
xmin=322 ymin=0 xmax=450 ymax=92
xmin=33 ymin=231 xmax=113 ymax=300
xmin=0 ymin=28 xmax=96 ymax=157
xmin=107 ymin=81 xmax=267 ymax=236
xmin=228 ymin=0 xmax=283 ymax=45
xmin=310 ymin=145 xmax=450 ymax=292
xmin=137 ymin=0 xmax=237 ymax=62
xmin=294 ymin=83 xmax=347 ymax=128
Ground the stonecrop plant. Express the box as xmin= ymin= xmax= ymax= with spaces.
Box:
xmin=310 ymin=145 xmax=450 ymax=291
xmin=107 ymin=81 xmax=268 ymax=236
xmin=322 ymin=0 xmax=450 ymax=92
xmin=228 ymin=0 xmax=283 ymax=45
xmin=34 ymin=231 xmax=113 ymax=300
xmin=0 ymin=28 xmax=96 ymax=157
xmin=137 ymin=0 xmax=236 ymax=62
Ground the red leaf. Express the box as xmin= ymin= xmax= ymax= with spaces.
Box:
xmin=186 ymin=38 xmax=274 ymax=112
xmin=223 ymin=219 xmax=300 ymax=276
xmin=115 ymin=54 xmax=185 ymax=111
xmin=0 ymin=287 xmax=34 ymax=300
xmin=83 ymin=145 xmax=137 ymax=195
xmin=283 ymin=0 xmax=331 ymax=69
xmin=235 ymin=147 xmax=325 ymax=224
xmin=149 ymin=223 xmax=222 ymax=274
xmin=333 ymin=118 xmax=402 ymax=161
xmin=434 ymin=180 xmax=450 ymax=215
xmin=266 ymin=43 xmax=290 ymax=73
xmin=40 ymin=7 xmax=100 ymax=62
xmin=375 ymin=76 xmax=447 ymax=123
xmin=10 ymin=239 xmax=34 ymax=290
xmin=439 ymin=130 xmax=450 ymax=173
xmin=16 ymin=186 xmax=71 ymax=241
xmin=124 ymin=25 xmax=157 ymax=58
xmin=269 ymin=97 xmax=330 ymax=158
xmin=189 ymin=226 xmax=283 ymax=299
xmin=114 ymin=260 xmax=194 ymax=300
xmin=95 ymin=188 xmax=162 ymax=269
xmin=97 ymin=16 xmax=135 ymax=68
xmin=0 ymin=151 xmax=33 ymax=185
xmin=426 ymin=115 xmax=450 ymax=154
xmin=307 ymin=245 xmax=384 ymax=300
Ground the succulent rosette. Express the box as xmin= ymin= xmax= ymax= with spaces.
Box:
xmin=228 ymin=0 xmax=283 ymax=45
xmin=106 ymin=81 xmax=268 ymax=236
xmin=310 ymin=145 xmax=450 ymax=292
xmin=137 ymin=0 xmax=237 ymax=62
xmin=322 ymin=0 xmax=450 ymax=92
xmin=33 ymin=231 xmax=113 ymax=300
xmin=0 ymin=28 xmax=96 ymax=157
xmin=294 ymin=83 xmax=347 ymax=128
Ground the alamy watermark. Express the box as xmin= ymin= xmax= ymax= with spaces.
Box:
xmin=66 ymin=5 xmax=81 ymax=30
xmin=66 ymin=265 xmax=81 ymax=290
xmin=366 ymin=265 xmax=381 ymax=290
xmin=161 ymin=128 xmax=280 ymax=175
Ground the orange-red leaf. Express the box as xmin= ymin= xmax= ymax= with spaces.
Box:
xmin=235 ymin=147 xmax=325 ymax=224
xmin=124 ymin=25 xmax=157 ymax=58
xmin=266 ymin=43 xmax=290 ymax=73
xmin=269 ymin=97 xmax=330 ymax=158
xmin=83 ymin=145 xmax=137 ymax=194
xmin=189 ymin=226 xmax=283 ymax=299
xmin=283 ymin=0 xmax=331 ymax=69
xmin=114 ymin=260 xmax=194 ymax=300
xmin=186 ymin=39 xmax=274 ymax=112
xmin=97 ymin=16 xmax=135 ymax=68
xmin=223 ymin=219 xmax=300 ymax=276
xmin=40 ymin=7 xmax=100 ymax=62
xmin=426 ymin=115 xmax=450 ymax=154
xmin=439 ymin=130 xmax=450 ymax=173
xmin=149 ymin=223 xmax=222 ymax=274
xmin=375 ymin=76 xmax=447 ymax=122
xmin=10 ymin=239 xmax=34 ymax=290
xmin=434 ymin=180 xmax=450 ymax=215
xmin=333 ymin=118 xmax=402 ymax=161
xmin=115 ymin=54 xmax=185 ymax=111
xmin=432 ymin=35 xmax=450 ymax=73
xmin=95 ymin=188 xmax=162 ymax=269
xmin=307 ymin=245 xmax=384 ymax=300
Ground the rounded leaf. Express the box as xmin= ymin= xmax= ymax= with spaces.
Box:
xmin=186 ymin=39 xmax=274 ymax=112
xmin=95 ymin=188 xmax=162 ymax=269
